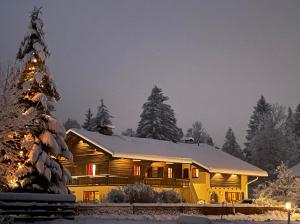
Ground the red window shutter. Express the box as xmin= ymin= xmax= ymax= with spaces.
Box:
xmin=87 ymin=164 xmax=93 ymax=175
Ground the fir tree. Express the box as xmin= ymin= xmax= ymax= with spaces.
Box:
xmin=136 ymin=86 xmax=180 ymax=142
xmin=93 ymin=99 xmax=113 ymax=131
xmin=185 ymin=121 xmax=214 ymax=146
xmin=244 ymin=96 xmax=272 ymax=160
xmin=63 ymin=118 xmax=81 ymax=131
xmin=82 ymin=108 xmax=94 ymax=131
xmin=295 ymin=104 xmax=300 ymax=138
xmin=222 ymin=128 xmax=244 ymax=159
xmin=0 ymin=7 xmax=72 ymax=193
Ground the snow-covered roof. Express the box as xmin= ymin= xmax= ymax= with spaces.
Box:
xmin=67 ymin=129 xmax=268 ymax=177
xmin=290 ymin=163 xmax=300 ymax=177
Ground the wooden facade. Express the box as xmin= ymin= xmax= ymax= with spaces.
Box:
xmin=63 ymin=131 xmax=253 ymax=203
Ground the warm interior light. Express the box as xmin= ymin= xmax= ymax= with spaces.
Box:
xmin=166 ymin=162 xmax=174 ymax=164
xmin=92 ymin=164 xmax=96 ymax=176
xmin=19 ymin=151 xmax=23 ymax=157
xmin=215 ymin=173 xmax=221 ymax=176
xmin=133 ymin=159 xmax=141 ymax=162
xmin=231 ymin=174 xmax=237 ymax=177
xmin=285 ymin=202 xmax=292 ymax=210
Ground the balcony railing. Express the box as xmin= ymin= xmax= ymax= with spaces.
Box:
xmin=68 ymin=176 xmax=190 ymax=188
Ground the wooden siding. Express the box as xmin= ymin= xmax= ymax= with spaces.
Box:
xmin=109 ymin=158 xmax=133 ymax=177
xmin=210 ymin=174 xmax=241 ymax=188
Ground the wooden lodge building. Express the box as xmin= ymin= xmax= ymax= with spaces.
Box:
xmin=63 ymin=129 xmax=268 ymax=203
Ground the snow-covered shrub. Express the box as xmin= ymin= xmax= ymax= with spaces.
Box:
xmin=157 ymin=190 xmax=181 ymax=203
xmin=254 ymin=162 xmax=300 ymax=206
xmin=124 ymin=184 xmax=157 ymax=203
xmin=0 ymin=215 xmax=14 ymax=224
xmin=107 ymin=188 xmax=128 ymax=203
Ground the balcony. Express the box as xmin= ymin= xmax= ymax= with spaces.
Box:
xmin=69 ymin=176 xmax=190 ymax=188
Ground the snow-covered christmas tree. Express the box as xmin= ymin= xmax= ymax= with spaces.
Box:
xmin=136 ymin=86 xmax=180 ymax=142
xmin=0 ymin=7 xmax=72 ymax=194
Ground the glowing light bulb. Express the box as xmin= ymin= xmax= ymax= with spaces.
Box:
xmin=32 ymin=58 xmax=37 ymax=63
xmin=19 ymin=151 xmax=23 ymax=157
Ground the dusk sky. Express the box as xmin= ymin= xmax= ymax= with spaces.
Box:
xmin=1 ymin=0 xmax=300 ymax=147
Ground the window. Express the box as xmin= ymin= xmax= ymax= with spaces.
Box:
xmin=87 ymin=164 xmax=96 ymax=176
xmin=192 ymin=168 xmax=199 ymax=178
xmin=183 ymin=168 xmax=189 ymax=179
xmin=83 ymin=191 xmax=99 ymax=201
xmin=225 ymin=192 xmax=244 ymax=202
xmin=133 ymin=165 xmax=141 ymax=176
xmin=167 ymin=167 xmax=173 ymax=178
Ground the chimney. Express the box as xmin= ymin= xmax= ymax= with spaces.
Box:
xmin=98 ymin=124 xmax=115 ymax=136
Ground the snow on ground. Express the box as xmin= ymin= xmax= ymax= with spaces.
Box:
xmin=17 ymin=212 xmax=300 ymax=224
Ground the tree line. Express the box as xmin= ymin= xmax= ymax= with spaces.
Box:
xmin=63 ymin=85 xmax=300 ymax=176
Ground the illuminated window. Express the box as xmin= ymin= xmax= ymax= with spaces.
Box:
xmin=87 ymin=164 xmax=96 ymax=176
xmin=192 ymin=168 xmax=199 ymax=178
xmin=83 ymin=191 xmax=100 ymax=201
xmin=168 ymin=167 xmax=173 ymax=178
xmin=133 ymin=165 xmax=141 ymax=176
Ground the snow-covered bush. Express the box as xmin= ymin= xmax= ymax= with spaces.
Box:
xmin=0 ymin=215 xmax=14 ymax=224
xmin=107 ymin=188 xmax=128 ymax=203
xmin=157 ymin=190 xmax=181 ymax=203
xmin=123 ymin=184 xmax=157 ymax=203
xmin=254 ymin=162 xmax=300 ymax=206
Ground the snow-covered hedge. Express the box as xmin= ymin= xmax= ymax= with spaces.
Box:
xmin=106 ymin=184 xmax=181 ymax=203
xmin=157 ymin=190 xmax=181 ymax=203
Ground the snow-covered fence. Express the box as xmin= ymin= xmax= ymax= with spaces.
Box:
xmin=75 ymin=203 xmax=285 ymax=216
xmin=0 ymin=192 xmax=75 ymax=221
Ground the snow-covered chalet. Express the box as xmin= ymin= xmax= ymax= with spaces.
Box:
xmin=62 ymin=128 xmax=268 ymax=203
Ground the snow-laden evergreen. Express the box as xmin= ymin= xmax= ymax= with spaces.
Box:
xmin=185 ymin=121 xmax=214 ymax=146
xmin=82 ymin=108 xmax=94 ymax=131
xmin=222 ymin=128 xmax=243 ymax=159
xmin=0 ymin=7 xmax=72 ymax=194
xmin=93 ymin=99 xmax=113 ymax=131
xmin=136 ymin=86 xmax=180 ymax=142
xmin=244 ymin=96 xmax=272 ymax=160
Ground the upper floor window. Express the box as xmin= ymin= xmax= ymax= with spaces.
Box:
xmin=192 ymin=168 xmax=199 ymax=178
xmin=133 ymin=165 xmax=141 ymax=176
xmin=167 ymin=167 xmax=173 ymax=178
xmin=87 ymin=163 xmax=96 ymax=176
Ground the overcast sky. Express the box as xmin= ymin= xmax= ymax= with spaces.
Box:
xmin=1 ymin=0 xmax=300 ymax=146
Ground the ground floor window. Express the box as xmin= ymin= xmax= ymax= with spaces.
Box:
xmin=225 ymin=192 xmax=244 ymax=202
xmin=83 ymin=191 xmax=100 ymax=201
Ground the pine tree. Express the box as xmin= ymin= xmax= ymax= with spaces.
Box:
xmin=295 ymin=104 xmax=300 ymax=138
xmin=244 ymin=96 xmax=272 ymax=160
xmin=63 ymin=118 xmax=81 ymax=130
xmin=136 ymin=86 xmax=180 ymax=142
xmin=185 ymin=121 xmax=214 ymax=146
xmin=222 ymin=128 xmax=244 ymax=159
xmin=93 ymin=99 xmax=113 ymax=131
xmin=82 ymin=108 xmax=94 ymax=131
xmin=0 ymin=7 xmax=72 ymax=193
